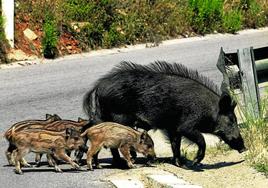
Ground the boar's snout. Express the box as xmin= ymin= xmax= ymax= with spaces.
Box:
xmin=147 ymin=153 xmax=156 ymax=161
xmin=238 ymin=147 xmax=247 ymax=153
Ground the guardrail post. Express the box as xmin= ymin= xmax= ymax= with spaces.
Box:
xmin=237 ymin=47 xmax=260 ymax=119
xmin=1 ymin=0 xmax=14 ymax=48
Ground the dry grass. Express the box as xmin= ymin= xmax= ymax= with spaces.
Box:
xmin=237 ymin=93 xmax=268 ymax=175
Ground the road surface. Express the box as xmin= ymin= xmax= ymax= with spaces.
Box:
xmin=0 ymin=28 xmax=268 ymax=188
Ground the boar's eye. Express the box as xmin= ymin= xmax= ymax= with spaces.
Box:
xmin=147 ymin=144 xmax=153 ymax=148
xmin=73 ymin=137 xmax=79 ymax=141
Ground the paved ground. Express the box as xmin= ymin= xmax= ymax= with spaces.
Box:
xmin=0 ymin=28 xmax=268 ymax=187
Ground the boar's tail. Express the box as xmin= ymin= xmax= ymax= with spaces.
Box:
xmin=83 ymin=88 xmax=100 ymax=120
xmin=4 ymin=127 xmax=15 ymax=141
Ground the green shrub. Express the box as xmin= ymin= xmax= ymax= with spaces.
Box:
xmin=189 ymin=0 xmax=224 ymax=34
xmin=223 ymin=9 xmax=242 ymax=33
xmin=241 ymin=0 xmax=267 ymax=28
xmin=80 ymin=23 xmax=104 ymax=49
xmin=42 ymin=12 xmax=59 ymax=59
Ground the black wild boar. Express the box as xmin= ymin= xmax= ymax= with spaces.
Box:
xmin=4 ymin=114 xmax=61 ymax=166
xmin=11 ymin=127 xmax=83 ymax=174
xmin=81 ymin=122 xmax=156 ymax=170
xmin=82 ymin=61 xmax=246 ymax=167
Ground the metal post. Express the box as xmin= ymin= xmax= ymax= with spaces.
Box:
xmin=1 ymin=0 xmax=14 ymax=48
xmin=237 ymin=47 xmax=260 ymax=119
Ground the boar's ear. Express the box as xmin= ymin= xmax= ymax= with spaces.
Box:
xmin=78 ymin=117 xmax=85 ymax=122
xmin=46 ymin=114 xmax=53 ymax=120
xmin=219 ymin=92 xmax=236 ymax=113
xmin=53 ymin=114 xmax=61 ymax=121
xmin=140 ymin=131 xmax=148 ymax=143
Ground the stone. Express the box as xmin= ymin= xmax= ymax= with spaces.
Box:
xmin=23 ymin=28 xmax=38 ymax=41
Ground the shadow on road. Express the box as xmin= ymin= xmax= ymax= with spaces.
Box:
xmin=153 ymin=157 xmax=245 ymax=172
xmin=3 ymin=157 xmax=245 ymax=173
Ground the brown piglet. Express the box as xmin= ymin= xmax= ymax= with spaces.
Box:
xmin=11 ymin=127 xmax=84 ymax=174
xmin=4 ymin=114 xmax=61 ymax=166
xmin=81 ymin=122 xmax=156 ymax=170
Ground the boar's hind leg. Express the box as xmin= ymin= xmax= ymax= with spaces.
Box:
xmin=6 ymin=143 xmax=17 ymax=165
xmin=86 ymin=143 xmax=102 ymax=171
xmin=181 ymin=129 xmax=206 ymax=165
xmin=14 ymin=148 xmax=30 ymax=175
xmin=35 ymin=154 xmax=42 ymax=167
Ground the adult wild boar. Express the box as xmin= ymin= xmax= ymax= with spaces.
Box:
xmin=82 ymin=61 xmax=246 ymax=167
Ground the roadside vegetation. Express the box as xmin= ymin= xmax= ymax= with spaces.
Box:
xmin=0 ymin=0 xmax=9 ymax=63
xmin=7 ymin=0 xmax=267 ymax=61
xmin=238 ymin=93 xmax=268 ymax=176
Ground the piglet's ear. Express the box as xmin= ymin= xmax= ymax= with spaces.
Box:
xmin=219 ymin=92 xmax=235 ymax=113
xmin=66 ymin=128 xmax=72 ymax=137
xmin=46 ymin=114 xmax=53 ymax=120
xmin=53 ymin=114 xmax=61 ymax=120
xmin=78 ymin=117 xmax=86 ymax=122
xmin=140 ymin=131 xmax=148 ymax=143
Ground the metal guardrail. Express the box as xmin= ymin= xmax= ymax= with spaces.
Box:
xmin=217 ymin=46 xmax=268 ymax=119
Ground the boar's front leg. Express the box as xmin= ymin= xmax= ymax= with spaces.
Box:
xmin=168 ymin=132 xmax=183 ymax=167
xmin=47 ymin=154 xmax=62 ymax=173
xmin=55 ymin=149 xmax=81 ymax=170
xmin=119 ymin=145 xmax=135 ymax=169
xmin=181 ymin=128 xmax=206 ymax=165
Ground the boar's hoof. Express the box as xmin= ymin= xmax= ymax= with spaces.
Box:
xmin=14 ymin=169 xmax=23 ymax=175
xmin=192 ymin=160 xmax=203 ymax=168
xmin=23 ymin=163 xmax=32 ymax=168
xmin=73 ymin=164 xmax=82 ymax=171
xmin=127 ymin=163 xmax=136 ymax=169
xmin=172 ymin=158 xmax=185 ymax=167
xmin=95 ymin=164 xmax=102 ymax=169
xmin=54 ymin=166 xmax=63 ymax=173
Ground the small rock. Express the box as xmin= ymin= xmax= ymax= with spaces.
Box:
xmin=7 ymin=49 xmax=38 ymax=61
xmin=23 ymin=28 xmax=38 ymax=41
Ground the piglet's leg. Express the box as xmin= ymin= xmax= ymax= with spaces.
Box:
xmin=86 ymin=143 xmax=102 ymax=171
xmin=20 ymin=158 xmax=32 ymax=167
xmin=6 ymin=144 xmax=16 ymax=165
xmin=119 ymin=145 xmax=135 ymax=169
xmin=55 ymin=149 xmax=81 ymax=170
xmin=35 ymin=154 xmax=42 ymax=167
xmin=47 ymin=154 xmax=62 ymax=173
xmin=14 ymin=148 xmax=29 ymax=175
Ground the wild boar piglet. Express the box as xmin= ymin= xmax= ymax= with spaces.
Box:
xmin=4 ymin=114 xmax=61 ymax=166
xmin=11 ymin=127 xmax=84 ymax=174
xmin=81 ymin=122 xmax=156 ymax=170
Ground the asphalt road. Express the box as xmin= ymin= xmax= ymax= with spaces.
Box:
xmin=0 ymin=28 xmax=268 ymax=188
